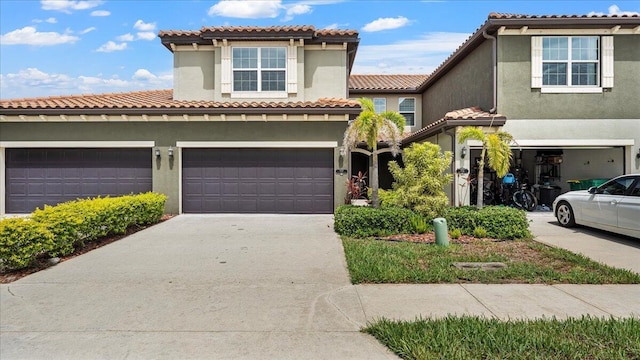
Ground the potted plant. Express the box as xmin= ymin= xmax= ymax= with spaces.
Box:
xmin=346 ymin=171 xmax=369 ymax=206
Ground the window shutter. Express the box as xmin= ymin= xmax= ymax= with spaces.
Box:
xmin=531 ymin=37 xmax=543 ymax=88
xmin=287 ymin=45 xmax=297 ymax=94
xmin=601 ymin=36 xmax=614 ymax=88
xmin=221 ymin=45 xmax=231 ymax=94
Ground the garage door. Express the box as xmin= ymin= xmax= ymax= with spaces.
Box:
xmin=182 ymin=148 xmax=334 ymax=213
xmin=5 ymin=148 xmax=152 ymax=213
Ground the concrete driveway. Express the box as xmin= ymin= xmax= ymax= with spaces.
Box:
xmin=528 ymin=212 xmax=640 ymax=274
xmin=0 ymin=215 xmax=395 ymax=360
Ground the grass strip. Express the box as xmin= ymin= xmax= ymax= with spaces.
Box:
xmin=342 ymin=238 xmax=640 ymax=284
xmin=364 ymin=316 xmax=640 ymax=360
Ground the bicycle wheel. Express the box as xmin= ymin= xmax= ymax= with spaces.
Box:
xmin=513 ymin=191 xmax=537 ymax=211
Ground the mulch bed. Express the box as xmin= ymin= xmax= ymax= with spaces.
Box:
xmin=379 ymin=233 xmax=501 ymax=244
xmin=0 ymin=215 xmax=174 ymax=284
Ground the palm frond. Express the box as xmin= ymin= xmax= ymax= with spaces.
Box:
xmin=457 ymin=126 xmax=485 ymax=143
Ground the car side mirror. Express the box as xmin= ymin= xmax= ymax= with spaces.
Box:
xmin=587 ymin=187 xmax=597 ymax=194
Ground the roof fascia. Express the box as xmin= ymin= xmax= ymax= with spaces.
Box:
xmin=0 ymin=107 xmax=362 ymax=117
xmin=402 ymin=118 xmax=506 ymax=145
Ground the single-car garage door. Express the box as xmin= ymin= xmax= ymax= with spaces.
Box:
xmin=182 ymin=148 xmax=333 ymax=213
xmin=5 ymin=148 xmax=152 ymax=213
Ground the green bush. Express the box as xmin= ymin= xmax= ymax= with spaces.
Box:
xmin=334 ymin=205 xmax=418 ymax=237
xmin=379 ymin=142 xmax=452 ymax=219
xmin=410 ymin=214 xmax=431 ymax=234
xmin=450 ymin=228 xmax=462 ymax=239
xmin=473 ymin=227 xmax=488 ymax=238
xmin=0 ymin=218 xmax=55 ymax=271
xmin=0 ymin=192 xmax=167 ymax=269
xmin=445 ymin=206 xmax=531 ymax=240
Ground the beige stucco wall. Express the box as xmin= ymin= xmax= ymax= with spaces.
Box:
xmin=172 ymin=44 xmax=349 ymax=102
xmin=0 ymin=120 xmax=350 ymax=214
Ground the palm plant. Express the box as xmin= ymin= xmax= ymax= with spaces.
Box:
xmin=342 ymin=98 xmax=405 ymax=208
xmin=458 ymin=126 xmax=514 ymax=209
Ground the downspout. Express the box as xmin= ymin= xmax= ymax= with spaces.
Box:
xmin=482 ymin=30 xmax=497 ymax=114
xmin=443 ymin=128 xmax=456 ymax=206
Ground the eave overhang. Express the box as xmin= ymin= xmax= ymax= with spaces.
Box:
xmin=402 ymin=117 xmax=507 ymax=145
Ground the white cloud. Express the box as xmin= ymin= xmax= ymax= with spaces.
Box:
xmin=136 ymin=32 xmax=156 ymax=41
xmin=362 ymin=16 xmax=410 ymax=32
xmin=351 ymin=32 xmax=470 ymax=74
xmin=588 ymin=4 xmax=640 ymax=16
xmin=208 ymin=0 xmax=281 ymax=18
xmin=283 ymin=4 xmax=311 ymax=21
xmin=90 ymin=10 xmax=110 ymax=16
xmin=41 ymin=0 xmax=103 ymax=13
xmin=116 ymin=33 xmax=134 ymax=41
xmin=0 ymin=67 xmax=173 ymax=99
xmin=79 ymin=27 xmax=96 ymax=34
xmin=46 ymin=17 xmax=58 ymax=23
xmin=0 ymin=26 xmax=79 ymax=46
xmin=96 ymin=41 xmax=127 ymax=52
xmin=133 ymin=19 xmax=156 ymax=32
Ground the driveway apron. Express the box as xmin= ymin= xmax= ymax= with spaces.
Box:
xmin=1 ymin=215 xmax=395 ymax=359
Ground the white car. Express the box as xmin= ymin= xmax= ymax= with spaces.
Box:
xmin=553 ymin=174 xmax=640 ymax=239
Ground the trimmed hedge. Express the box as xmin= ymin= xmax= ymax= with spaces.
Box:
xmin=334 ymin=205 xmax=418 ymax=237
xmin=445 ymin=206 xmax=531 ymax=240
xmin=0 ymin=192 xmax=166 ymax=271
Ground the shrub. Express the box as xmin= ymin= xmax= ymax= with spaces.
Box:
xmin=445 ymin=206 xmax=531 ymax=240
xmin=0 ymin=218 xmax=55 ymax=271
xmin=334 ymin=205 xmax=417 ymax=237
xmin=30 ymin=192 xmax=167 ymax=258
xmin=410 ymin=214 xmax=431 ymax=234
xmin=450 ymin=228 xmax=462 ymax=239
xmin=379 ymin=142 xmax=452 ymax=219
xmin=473 ymin=227 xmax=488 ymax=238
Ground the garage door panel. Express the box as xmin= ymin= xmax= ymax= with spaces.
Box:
xmin=182 ymin=148 xmax=333 ymax=213
xmin=6 ymin=148 xmax=152 ymax=213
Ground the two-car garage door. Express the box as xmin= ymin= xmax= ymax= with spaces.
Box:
xmin=5 ymin=148 xmax=152 ymax=213
xmin=182 ymin=148 xmax=334 ymax=214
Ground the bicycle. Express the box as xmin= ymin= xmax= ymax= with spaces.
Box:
xmin=500 ymin=172 xmax=537 ymax=211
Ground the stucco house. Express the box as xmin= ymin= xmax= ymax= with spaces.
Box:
xmin=0 ymin=26 xmax=360 ymax=215
xmin=1 ymin=13 xmax=639 ymax=214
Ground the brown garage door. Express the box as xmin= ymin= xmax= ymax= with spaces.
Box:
xmin=5 ymin=148 xmax=152 ymax=213
xmin=182 ymin=148 xmax=334 ymax=213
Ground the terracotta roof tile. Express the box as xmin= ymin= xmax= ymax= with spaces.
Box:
xmin=489 ymin=12 xmax=640 ymax=19
xmin=349 ymin=75 xmax=428 ymax=91
xmin=159 ymin=26 xmax=359 ymax=39
xmin=402 ymin=107 xmax=506 ymax=144
xmin=0 ymin=90 xmax=361 ymax=112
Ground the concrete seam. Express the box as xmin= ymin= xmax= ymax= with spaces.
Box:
xmin=353 ymin=285 xmax=370 ymax=325
xmin=459 ymin=284 xmax=499 ymax=319
xmin=551 ymin=285 xmax=614 ymax=317
xmin=325 ymin=285 xmax=365 ymax=329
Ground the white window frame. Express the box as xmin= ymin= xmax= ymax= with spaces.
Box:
xmin=373 ymin=98 xmax=386 ymax=113
xmin=398 ymin=97 xmax=416 ymax=126
xmin=532 ymin=35 xmax=614 ymax=93
xmin=231 ymin=47 xmax=287 ymax=97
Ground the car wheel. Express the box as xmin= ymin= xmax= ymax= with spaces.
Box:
xmin=555 ymin=201 xmax=576 ymax=228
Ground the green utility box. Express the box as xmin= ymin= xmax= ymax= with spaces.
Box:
xmin=433 ymin=217 xmax=449 ymax=247
xmin=567 ymin=179 xmax=610 ymax=191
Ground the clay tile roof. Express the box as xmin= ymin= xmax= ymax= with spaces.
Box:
xmin=488 ymin=12 xmax=640 ymax=19
xmin=443 ymin=106 xmax=501 ymax=120
xmin=199 ymin=25 xmax=316 ymax=34
xmin=157 ymin=30 xmax=201 ymax=37
xmin=402 ymin=107 xmax=506 ymax=145
xmin=159 ymin=25 xmax=359 ymax=40
xmin=315 ymin=29 xmax=359 ymax=37
xmin=349 ymin=74 xmax=429 ymax=91
xmin=0 ymin=90 xmax=361 ymax=113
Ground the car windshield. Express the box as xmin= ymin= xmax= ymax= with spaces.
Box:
xmin=598 ymin=177 xmax=636 ymax=195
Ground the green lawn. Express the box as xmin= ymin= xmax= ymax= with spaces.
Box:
xmin=342 ymin=237 xmax=640 ymax=284
xmin=364 ymin=316 xmax=640 ymax=360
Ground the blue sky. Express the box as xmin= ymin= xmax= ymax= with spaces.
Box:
xmin=1 ymin=0 xmax=638 ymax=99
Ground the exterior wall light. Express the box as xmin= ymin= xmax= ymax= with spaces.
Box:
xmin=637 ymin=149 xmax=640 ymax=159
xmin=154 ymin=148 xmax=161 ymax=158
xmin=461 ymin=146 xmax=467 ymax=159
xmin=168 ymin=147 xmax=174 ymax=158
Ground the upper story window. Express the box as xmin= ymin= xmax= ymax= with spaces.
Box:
xmin=399 ymin=97 xmax=415 ymax=126
xmin=532 ymin=36 xmax=613 ymax=93
xmin=373 ymin=98 xmax=386 ymax=113
xmin=232 ymin=47 xmax=286 ymax=92
xmin=542 ymin=36 xmax=599 ymax=86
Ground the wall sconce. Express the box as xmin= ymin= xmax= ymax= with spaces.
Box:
xmin=168 ymin=146 xmax=174 ymax=158
xmin=154 ymin=148 xmax=161 ymax=158
xmin=637 ymin=149 xmax=640 ymax=159
xmin=460 ymin=146 xmax=467 ymax=159
xmin=335 ymin=169 xmax=348 ymax=175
